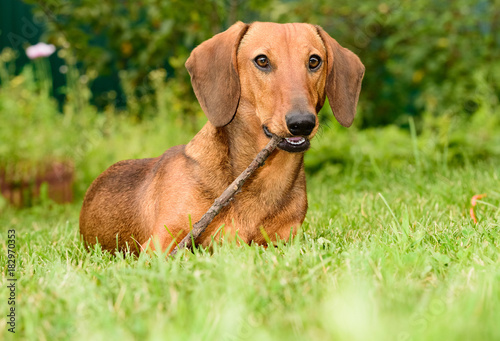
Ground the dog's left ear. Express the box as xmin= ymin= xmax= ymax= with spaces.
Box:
xmin=186 ymin=22 xmax=249 ymax=127
xmin=316 ymin=26 xmax=365 ymax=127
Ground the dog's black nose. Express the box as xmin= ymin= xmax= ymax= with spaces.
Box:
xmin=286 ymin=112 xmax=316 ymax=136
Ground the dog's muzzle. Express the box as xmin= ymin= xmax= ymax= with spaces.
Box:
xmin=263 ymin=126 xmax=310 ymax=153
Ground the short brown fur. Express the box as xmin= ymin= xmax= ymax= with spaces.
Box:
xmin=79 ymin=22 xmax=364 ymax=253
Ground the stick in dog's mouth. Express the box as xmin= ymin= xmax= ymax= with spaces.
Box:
xmin=169 ymin=134 xmax=283 ymax=256
xmin=263 ymin=125 xmax=311 ymax=153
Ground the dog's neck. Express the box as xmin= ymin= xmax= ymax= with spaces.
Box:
xmin=185 ymin=112 xmax=305 ymax=199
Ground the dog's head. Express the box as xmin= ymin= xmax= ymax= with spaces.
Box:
xmin=186 ymin=22 xmax=364 ymax=153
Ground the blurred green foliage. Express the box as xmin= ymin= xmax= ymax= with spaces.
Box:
xmin=277 ymin=0 xmax=500 ymax=126
xmin=25 ymin=0 xmax=273 ymax=115
xmin=0 ymin=44 xmax=499 ymax=202
xmin=0 ymin=46 xmax=195 ymax=197
xmin=0 ymin=47 xmax=94 ymax=178
xmin=1 ymin=0 xmax=500 ymax=205
xmin=25 ymin=0 xmax=500 ymax=126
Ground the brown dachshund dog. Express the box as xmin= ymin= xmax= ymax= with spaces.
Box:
xmin=79 ymin=22 xmax=364 ymax=253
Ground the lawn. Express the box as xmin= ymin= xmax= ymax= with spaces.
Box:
xmin=1 ymin=144 xmax=499 ymax=340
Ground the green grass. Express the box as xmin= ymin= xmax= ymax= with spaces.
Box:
xmin=1 ymin=154 xmax=499 ymax=340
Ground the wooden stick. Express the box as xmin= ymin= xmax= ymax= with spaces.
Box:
xmin=169 ymin=135 xmax=282 ymax=256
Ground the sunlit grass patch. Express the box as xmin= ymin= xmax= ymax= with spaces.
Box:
xmin=1 ymin=159 xmax=498 ymax=340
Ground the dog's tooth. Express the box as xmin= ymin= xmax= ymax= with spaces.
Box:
xmin=285 ymin=137 xmax=306 ymax=145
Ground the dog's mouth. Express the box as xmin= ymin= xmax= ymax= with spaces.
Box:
xmin=263 ymin=126 xmax=311 ymax=153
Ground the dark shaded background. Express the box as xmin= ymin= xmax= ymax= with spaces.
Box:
xmin=2 ymin=0 xmax=499 ymax=126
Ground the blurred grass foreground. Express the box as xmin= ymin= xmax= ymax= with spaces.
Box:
xmin=0 ymin=1 xmax=499 ymax=340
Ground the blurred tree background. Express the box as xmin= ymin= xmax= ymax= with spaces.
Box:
xmin=5 ymin=0 xmax=499 ymax=125
xmin=1 ymin=0 xmax=499 ymax=206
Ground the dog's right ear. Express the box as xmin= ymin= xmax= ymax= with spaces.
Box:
xmin=186 ymin=22 xmax=249 ymax=127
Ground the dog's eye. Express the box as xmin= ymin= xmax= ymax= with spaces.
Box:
xmin=309 ymin=55 xmax=322 ymax=70
xmin=254 ymin=55 xmax=270 ymax=69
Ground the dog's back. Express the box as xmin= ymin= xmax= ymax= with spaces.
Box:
xmin=80 ymin=146 xmax=186 ymax=252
